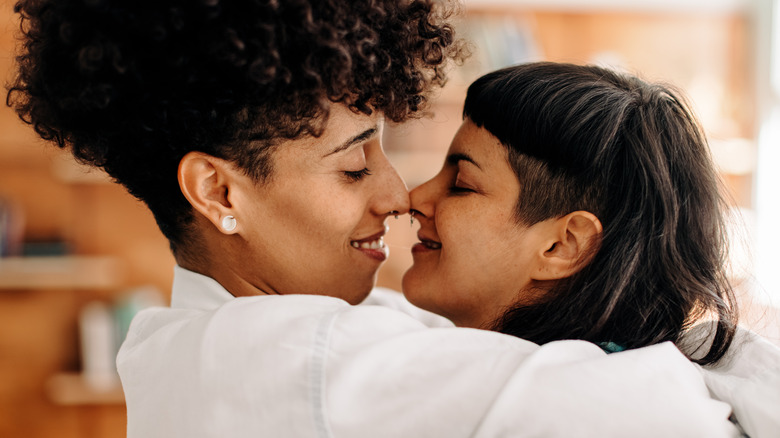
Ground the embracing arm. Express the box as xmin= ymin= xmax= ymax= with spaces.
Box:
xmin=325 ymin=306 xmax=738 ymax=438
xmin=119 ymin=295 xmax=739 ymax=438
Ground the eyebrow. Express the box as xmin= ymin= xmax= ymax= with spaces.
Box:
xmin=446 ymin=152 xmax=481 ymax=170
xmin=324 ymin=126 xmax=378 ymax=157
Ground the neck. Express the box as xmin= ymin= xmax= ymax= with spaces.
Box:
xmin=175 ymin=234 xmax=274 ymax=299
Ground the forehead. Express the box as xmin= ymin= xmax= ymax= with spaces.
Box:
xmin=295 ymin=104 xmax=382 ymax=153
xmin=450 ymin=120 xmax=511 ymax=170
xmin=262 ymin=104 xmax=382 ymax=180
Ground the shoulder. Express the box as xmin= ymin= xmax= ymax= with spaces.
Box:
xmin=697 ymin=328 xmax=780 ymax=438
xmin=706 ymin=327 xmax=780 ymax=373
xmin=119 ymin=293 xmax=448 ymax=362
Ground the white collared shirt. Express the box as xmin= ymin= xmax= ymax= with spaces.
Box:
xmin=117 ymin=266 xmax=741 ymax=438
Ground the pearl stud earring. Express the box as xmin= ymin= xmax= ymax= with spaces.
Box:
xmin=221 ymin=215 xmax=237 ymax=232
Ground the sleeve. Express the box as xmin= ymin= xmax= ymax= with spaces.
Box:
xmin=323 ymin=305 xmax=740 ymax=438
xmin=471 ymin=341 xmax=739 ymax=438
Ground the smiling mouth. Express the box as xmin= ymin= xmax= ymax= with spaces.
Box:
xmin=350 ymin=232 xmax=389 ymax=262
xmin=421 ymin=239 xmax=441 ymax=249
xmin=350 ymin=236 xmax=385 ymax=250
xmin=412 ymin=238 xmax=441 ymax=253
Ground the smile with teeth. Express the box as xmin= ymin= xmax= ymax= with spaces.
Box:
xmin=421 ymin=239 xmax=441 ymax=249
xmin=351 ymin=236 xmax=385 ymax=250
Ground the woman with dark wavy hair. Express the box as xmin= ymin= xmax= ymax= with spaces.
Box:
xmin=404 ymin=62 xmax=780 ymax=437
xmin=8 ymin=2 xmax=746 ymax=437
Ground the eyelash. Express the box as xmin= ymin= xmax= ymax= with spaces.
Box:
xmin=448 ymin=173 xmax=475 ymax=195
xmin=344 ymin=168 xmax=371 ymax=182
xmin=448 ymin=185 xmax=475 ymax=195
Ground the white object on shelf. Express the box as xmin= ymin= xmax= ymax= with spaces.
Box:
xmin=80 ymin=301 xmax=120 ymax=392
xmin=46 ymin=372 xmax=124 ymax=405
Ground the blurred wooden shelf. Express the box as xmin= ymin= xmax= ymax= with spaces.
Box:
xmin=46 ymin=372 xmax=125 ymax=405
xmin=0 ymin=256 xmax=123 ymax=290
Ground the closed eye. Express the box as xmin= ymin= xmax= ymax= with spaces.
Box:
xmin=448 ymin=171 xmax=475 ymax=195
xmin=448 ymin=185 xmax=475 ymax=195
xmin=344 ymin=168 xmax=371 ymax=182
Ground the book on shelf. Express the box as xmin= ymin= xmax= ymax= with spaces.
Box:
xmin=0 ymin=197 xmax=24 ymax=257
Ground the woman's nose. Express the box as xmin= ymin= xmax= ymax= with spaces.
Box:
xmin=408 ymin=174 xmax=439 ymax=220
xmin=373 ymin=153 xmax=410 ymax=216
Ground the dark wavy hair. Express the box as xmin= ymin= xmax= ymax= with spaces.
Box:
xmin=7 ymin=0 xmax=465 ymax=253
xmin=464 ymin=62 xmax=737 ymax=365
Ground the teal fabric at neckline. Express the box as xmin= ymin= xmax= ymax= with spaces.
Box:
xmin=597 ymin=342 xmax=626 ymax=354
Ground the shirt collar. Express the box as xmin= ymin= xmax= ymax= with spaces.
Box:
xmin=170 ymin=265 xmax=236 ymax=311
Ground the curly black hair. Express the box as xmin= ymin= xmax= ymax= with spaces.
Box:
xmin=7 ymin=0 xmax=465 ymax=252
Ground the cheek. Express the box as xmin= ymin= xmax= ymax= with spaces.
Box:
xmin=437 ymin=203 xmax=514 ymax=268
xmin=403 ymin=208 xmax=492 ymax=314
xmin=272 ymin=184 xmax=366 ymax=237
xmin=439 ymin=213 xmax=534 ymax=311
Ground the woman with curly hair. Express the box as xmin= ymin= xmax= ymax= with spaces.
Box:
xmin=403 ymin=62 xmax=780 ymax=437
xmin=8 ymin=1 xmax=740 ymax=437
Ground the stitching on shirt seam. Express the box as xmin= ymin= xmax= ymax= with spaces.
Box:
xmin=311 ymin=310 xmax=339 ymax=438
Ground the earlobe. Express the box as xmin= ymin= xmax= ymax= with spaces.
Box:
xmin=533 ymin=211 xmax=602 ymax=281
xmin=178 ymin=151 xmax=239 ymax=234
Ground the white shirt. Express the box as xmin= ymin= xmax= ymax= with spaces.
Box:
xmin=117 ymin=266 xmax=740 ymax=438
xmin=693 ymin=328 xmax=780 ymax=438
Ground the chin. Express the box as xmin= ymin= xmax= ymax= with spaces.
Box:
xmin=403 ymin=270 xmax=466 ymax=324
xmin=401 ymin=269 xmax=428 ymax=309
xmin=344 ymin=290 xmax=373 ymax=305
xmin=342 ymin=276 xmax=376 ymax=305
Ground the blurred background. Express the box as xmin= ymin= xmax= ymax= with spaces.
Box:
xmin=0 ymin=0 xmax=778 ymax=436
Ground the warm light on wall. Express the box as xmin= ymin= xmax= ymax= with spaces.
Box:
xmin=754 ymin=0 xmax=780 ymax=306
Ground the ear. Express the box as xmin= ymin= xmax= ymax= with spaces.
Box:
xmin=178 ymin=151 xmax=241 ymax=234
xmin=532 ymin=211 xmax=603 ymax=281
